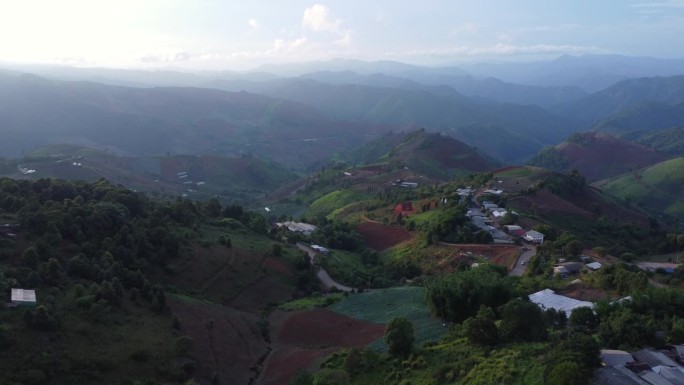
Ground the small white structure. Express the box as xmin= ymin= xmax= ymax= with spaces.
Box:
xmin=586 ymin=262 xmax=602 ymax=271
xmin=276 ymin=221 xmax=317 ymax=235
xmin=528 ymin=288 xmax=593 ymax=317
xmin=311 ymin=244 xmax=330 ymax=254
xmin=523 ymin=230 xmax=545 ymax=244
xmin=483 ymin=189 xmax=503 ymax=195
xmin=11 ymin=288 xmax=36 ymax=307
xmin=343 ymin=172 xmax=352 ymax=176
xmin=400 ymin=182 xmax=418 ymax=188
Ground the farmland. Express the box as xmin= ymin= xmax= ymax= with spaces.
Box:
xmin=330 ymin=286 xmax=447 ymax=348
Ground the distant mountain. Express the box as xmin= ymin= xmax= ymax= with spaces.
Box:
xmin=339 ymin=130 xmax=497 ymax=181
xmin=461 ymin=54 xmax=684 ymax=92
xmin=0 ymin=73 xmax=391 ymax=169
xmin=255 ymin=58 xmax=468 ymax=78
xmin=299 ymin=70 xmax=587 ymax=107
xmin=0 ymin=144 xmax=297 ymax=206
xmin=527 ymin=132 xmax=667 ymax=181
xmin=593 ymin=102 xmax=684 ymax=136
xmin=597 ymin=158 xmax=684 ymax=223
xmin=209 ymin=77 xmax=579 ymax=163
xmin=557 ymin=75 xmax=684 ymax=125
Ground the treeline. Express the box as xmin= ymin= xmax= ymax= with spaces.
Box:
xmin=0 ymin=177 xmax=272 ymax=384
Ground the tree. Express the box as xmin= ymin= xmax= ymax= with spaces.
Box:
xmin=569 ymin=307 xmax=598 ymax=333
xmin=384 ymin=317 xmax=414 ymax=357
xmin=499 ymin=299 xmax=547 ymax=342
xmin=465 ymin=315 xmax=499 ymax=346
xmin=547 ymin=362 xmax=587 ymax=385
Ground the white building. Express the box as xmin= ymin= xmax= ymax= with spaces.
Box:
xmin=11 ymin=288 xmax=36 ymax=307
xmin=528 ymin=289 xmax=593 ymax=318
xmin=523 ymin=230 xmax=545 ymax=244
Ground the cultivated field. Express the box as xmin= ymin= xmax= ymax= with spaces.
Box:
xmin=357 ymin=221 xmax=414 ymax=251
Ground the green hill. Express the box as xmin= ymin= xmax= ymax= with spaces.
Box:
xmin=598 ymin=158 xmax=684 ymax=222
xmin=0 ymin=146 xmax=298 ymax=207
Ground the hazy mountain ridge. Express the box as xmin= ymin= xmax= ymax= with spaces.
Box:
xmin=0 ymin=73 xmax=391 ymax=169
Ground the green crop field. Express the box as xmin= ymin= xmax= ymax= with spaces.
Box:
xmin=330 ymin=286 xmax=447 ymax=349
xmin=305 ymin=190 xmax=370 ymax=219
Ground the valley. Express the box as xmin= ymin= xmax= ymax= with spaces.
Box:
xmin=2 ymin=53 xmax=684 ymax=385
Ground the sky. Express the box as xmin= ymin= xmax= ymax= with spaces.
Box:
xmin=1 ymin=0 xmax=684 ymax=70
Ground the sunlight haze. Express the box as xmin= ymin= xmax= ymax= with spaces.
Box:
xmin=1 ymin=0 xmax=684 ymax=70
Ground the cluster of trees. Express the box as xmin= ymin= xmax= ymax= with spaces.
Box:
xmin=0 ymin=177 xmax=274 ymax=384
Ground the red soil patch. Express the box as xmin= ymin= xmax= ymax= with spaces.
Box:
xmin=357 ymin=221 xmax=414 ymax=251
xmin=437 ymin=244 xmax=521 ymax=271
xmin=260 ymin=309 xmax=385 ymax=385
xmin=169 ymin=299 xmax=268 ymax=385
xmin=263 ymin=257 xmax=295 ymax=278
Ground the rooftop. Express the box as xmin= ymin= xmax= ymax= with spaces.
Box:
xmin=528 ymin=289 xmax=593 ymax=317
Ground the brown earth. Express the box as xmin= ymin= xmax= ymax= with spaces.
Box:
xmin=435 ymin=243 xmax=521 ymax=271
xmin=169 ymin=299 xmax=269 ymax=385
xmin=357 ymin=221 xmax=414 ymax=251
xmin=260 ymin=309 xmax=385 ymax=385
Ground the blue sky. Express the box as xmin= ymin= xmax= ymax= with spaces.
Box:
xmin=1 ymin=0 xmax=683 ymax=69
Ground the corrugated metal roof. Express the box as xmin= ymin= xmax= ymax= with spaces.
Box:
xmin=10 ymin=288 xmax=36 ymax=303
xmin=601 ymin=349 xmax=635 ymax=367
xmin=594 ymin=367 xmax=648 ymax=385
xmin=528 ymin=289 xmax=593 ymax=317
xmin=633 ymin=350 xmax=679 ymax=368
xmin=640 ymin=370 xmax=676 ymax=385
xmin=587 ymin=262 xmax=603 ymax=270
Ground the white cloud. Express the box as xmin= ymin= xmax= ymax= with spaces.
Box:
xmin=248 ymin=18 xmax=260 ymax=29
xmin=302 ymin=4 xmax=342 ymax=33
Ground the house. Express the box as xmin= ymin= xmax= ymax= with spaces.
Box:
xmin=310 ymin=245 xmax=330 ymax=255
xmin=586 ymin=262 xmax=603 ymax=271
xmin=528 ymin=288 xmax=594 ymax=317
xmin=276 ymin=221 xmax=317 ymax=235
xmin=559 ymin=262 xmax=582 ymax=274
xmin=399 ymin=182 xmax=418 ymax=188
xmin=482 ymin=202 xmax=499 ymax=210
xmin=523 ymin=230 xmax=545 ymax=243
xmin=11 ymin=288 xmax=37 ymax=307
xmin=553 ymin=266 xmax=570 ymax=278
xmin=467 ymin=209 xmax=485 ymax=218
xmin=394 ymin=202 xmax=415 ymax=216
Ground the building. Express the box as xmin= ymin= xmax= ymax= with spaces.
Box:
xmin=11 ymin=288 xmax=37 ymax=307
xmin=311 ymin=245 xmax=330 ymax=254
xmin=528 ymin=288 xmax=593 ymax=318
xmin=586 ymin=262 xmax=603 ymax=271
xmin=394 ymin=201 xmax=415 ymax=216
xmin=399 ymin=182 xmax=418 ymax=188
xmin=523 ymin=230 xmax=545 ymax=244
xmin=276 ymin=221 xmax=318 ymax=235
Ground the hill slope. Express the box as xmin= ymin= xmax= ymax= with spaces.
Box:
xmin=597 ymin=158 xmax=684 ymax=223
xmin=0 ymin=145 xmax=298 ymax=206
xmin=527 ymin=132 xmax=667 ymax=181
xmin=0 ymin=73 xmax=390 ymax=169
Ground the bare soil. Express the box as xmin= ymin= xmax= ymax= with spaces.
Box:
xmin=260 ymin=309 xmax=385 ymax=385
xmin=357 ymin=221 xmax=414 ymax=251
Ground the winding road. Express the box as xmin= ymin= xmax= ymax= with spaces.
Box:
xmin=296 ymin=243 xmax=353 ymax=292
xmin=510 ymin=245 xmax=537 ymax=276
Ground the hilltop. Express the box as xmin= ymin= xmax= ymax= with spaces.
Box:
xmin=528 ymin=132 xmax=667 ymax=181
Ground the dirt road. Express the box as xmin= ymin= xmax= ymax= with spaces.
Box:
xmin=296 ymin=243 xmax=353 ymax=292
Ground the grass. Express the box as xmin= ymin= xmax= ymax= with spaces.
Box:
xmin=317 ymin=249 xmax=369 ymax=287
xmin=330 ymin=286 xmax=447 ymax=348
xmin=305 ymin=190 xmax=370 ymax=219
xmin=278 ymin=293 xmax=344 ymax=311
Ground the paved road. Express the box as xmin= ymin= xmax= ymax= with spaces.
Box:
xmin=296 ymin=243 xmax=353 ymax=292
xmin=510 ymin=245 xmax=537 ymax=276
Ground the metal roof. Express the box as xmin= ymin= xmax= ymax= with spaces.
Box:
xmin=601 ymin=349 xmax=635 ymax=367
xmin=11 ymin=288 xmax=36 ymax=303
xmin=528 ymin=289 xmax=593 ymax=317
xmin=594 ymin=367 xmax=648 ymax=385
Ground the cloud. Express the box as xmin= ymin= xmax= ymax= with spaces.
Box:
xmin=248 ymin=18 xmax=260 ymax=29
xmin=139 ymin=52 xmax=192 ymax=63
xmin=302 ymin=4 xmax=342 ymax=33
